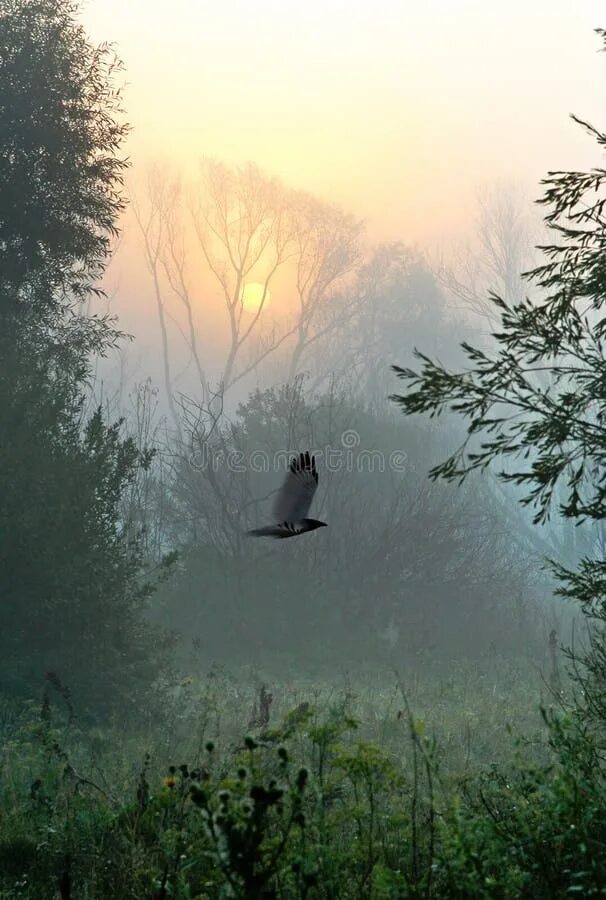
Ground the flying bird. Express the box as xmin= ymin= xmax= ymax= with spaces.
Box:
xmin=247 ymin=451 xmax=327 ymax=539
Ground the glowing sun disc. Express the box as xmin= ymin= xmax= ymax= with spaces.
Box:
xmin=240 ymin=282 xmax=271 ymax=313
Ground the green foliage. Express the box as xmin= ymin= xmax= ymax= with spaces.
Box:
xmin=390 ymin=27 xmax=606 ymax=711
xmin=0 ymin=393 xmax=174 ymax=716
xmin=0 ymin=694 xmax=436 ymax=899
xmin=440 ymin=709 xmax=606 ymax=898
xmin=0 ymin=0 xmax=174 ymax=717
xmin=1 ymin=679 xmax=605 ymax=899
xmin=0 ymin=0 xmax=128 ymax=303
xmin=387 ymin=25 xmax=606 ymax=900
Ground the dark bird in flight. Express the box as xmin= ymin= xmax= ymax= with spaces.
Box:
xmin=248 ymin=451 xmax=327 ymax=539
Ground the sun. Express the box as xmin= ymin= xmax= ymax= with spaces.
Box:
xmin=240 ymin=282 xmax=271 ymax=313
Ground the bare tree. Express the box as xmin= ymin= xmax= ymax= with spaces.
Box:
xmin=287 ymin=193 xmax=363 ymax=381
xmin=134 ymin=160 xmax=368 ymax=409
xmin=437 ymin=182 xmax=540 ymax=326
xmin=131 ymin=168 xmax=183 ymax=439
xmin=190 ymin=159 xmax=298 ymax=389
xmin=171 ymin=386 xmax=255 ymax=556
xmin=301 ymin=243 xmax=455 ymax=405
xmin=119 ymin=378 xmax=172 ymax=562
xmin=159 ymin=178 xmax=209 ymax=398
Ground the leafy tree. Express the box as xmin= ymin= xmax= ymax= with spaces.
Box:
xmin=0 ymin=0 xmax=127 ymax=341
xmin=0 ymin=0 xmax=172 ymax=717
xmin=391 ymin=27 xmax=606 ymax=711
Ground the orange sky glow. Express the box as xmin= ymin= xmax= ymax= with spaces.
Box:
xmin=82 ymin=0 xmax=605 ymax=244
xmin=79 ymin=0 xmax=606 ymax=391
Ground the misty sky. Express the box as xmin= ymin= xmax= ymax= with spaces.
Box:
xmin=79 ymin=0 xmax=606 ymax=397
xmin=83 ymin=0 xmax=605 ymax=244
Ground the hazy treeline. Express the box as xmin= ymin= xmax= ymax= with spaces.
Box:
xmin=115 ymin=170 xmax=559 ymax=670
xmin=0 ymin=0 xmax=572 ymax=718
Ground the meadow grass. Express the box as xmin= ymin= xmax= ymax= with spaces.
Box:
xmin=0 ymin=653 xmax=575 ymax=898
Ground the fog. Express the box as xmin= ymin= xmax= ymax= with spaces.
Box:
xmin=3 ymin=2 xmax=606 ymax=893
xmin=85 ymin=1 xmax=606 ymax=400
xmin=75 ymin=1 xmax=603 ymax=671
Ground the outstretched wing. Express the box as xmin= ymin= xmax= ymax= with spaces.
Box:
xmin=247 ymin=522 xmax=302 ymax=539
xmin=272 ymin=451 xmax=318 ymax=522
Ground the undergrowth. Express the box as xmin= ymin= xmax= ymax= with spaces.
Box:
xmin=0 ymin=661 xmax=603 ymax=898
